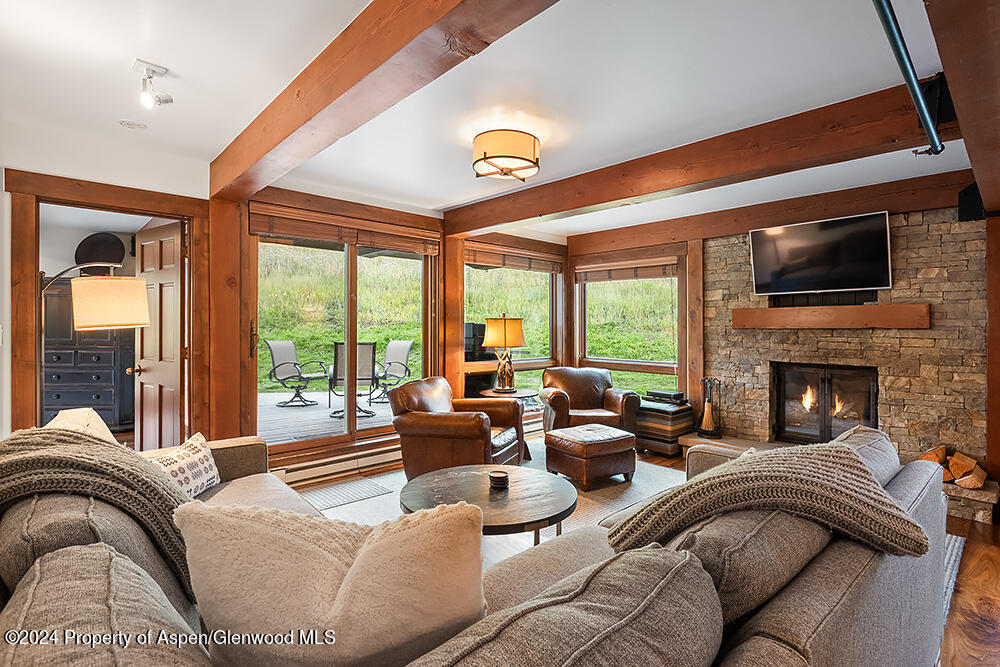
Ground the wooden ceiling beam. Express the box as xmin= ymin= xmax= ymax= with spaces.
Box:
xmin=445 ymin=83 xmax=961 ymax=237
xmin=566 ymin=169 xmax=974 ymax=256
xmin=925 ymin=0 xmax=1000 ymax=212
xmin=210 ymin=0 xmax=560 ymax=201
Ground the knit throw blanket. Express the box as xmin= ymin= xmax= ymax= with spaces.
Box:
xmin=0 ymin=427 xmax=194 ymax=597
xmin=608 ymin=443 xmax=929 ymax=557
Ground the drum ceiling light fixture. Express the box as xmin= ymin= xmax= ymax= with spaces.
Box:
xmin=472 ymin=129 xmax=540 ymax=182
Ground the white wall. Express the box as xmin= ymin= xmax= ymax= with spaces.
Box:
xmin=0 ymin=118 xmax=209 ymax=437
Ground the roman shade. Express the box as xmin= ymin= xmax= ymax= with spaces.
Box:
xmin=574 ymin=257 xmax=679 ymax=283
xmin=464 ymin=241 xmax=564 ymax=274
xmin=249 ymin=202 xmax=440 ymax=256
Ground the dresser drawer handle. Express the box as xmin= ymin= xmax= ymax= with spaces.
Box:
xmin=92 ymin=374 xmax=100 ymax=382
xmin=92 ymin=394 xmax=101 ymax=400
xmin=52 ymin=394 xmax=60 ymax=400
xmin=90 ymin=355 xmax=100 ymax=362
xmin=50 ymin=354 xmax=61 ymax=362
xmin=50 ymin=374 xmax=60 ymax=381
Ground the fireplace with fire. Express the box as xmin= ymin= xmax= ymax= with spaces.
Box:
xmin=771 ymin=362 xmax=878 ymax=444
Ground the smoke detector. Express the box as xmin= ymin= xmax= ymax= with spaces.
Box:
xmin=119 ymin=119 xmax=147 ymax=130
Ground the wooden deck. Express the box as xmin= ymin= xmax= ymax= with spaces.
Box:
xmin=256 ymin=391 xmax=393 ymax=445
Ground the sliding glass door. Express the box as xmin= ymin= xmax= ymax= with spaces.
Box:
xmin=253 ymin=235 xmax=430 ymax=449
xmin=356 ymin=246 xmax=424 ymax=434
xmin=256 ymin=238 xmax=347 ymax=445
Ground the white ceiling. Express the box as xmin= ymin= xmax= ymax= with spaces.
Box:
xmin=39 ymin=203 xmax=159 ymax=233
xmin=278 ymin=0 xmax=953 ymax=230
xmin=0 ymin=0 xmax=369 ymax=160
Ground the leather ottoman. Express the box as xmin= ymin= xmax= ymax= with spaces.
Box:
xmin=545 ymin=424 xmax=636 ymax=491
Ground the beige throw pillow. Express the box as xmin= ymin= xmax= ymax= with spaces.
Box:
xmin=43 ymin=407 xmax=118 ymax=445
xmin=147 ymin=433 xmax=220 ymax=498
xmin=174 ymin=501 xmax=485 ymax=666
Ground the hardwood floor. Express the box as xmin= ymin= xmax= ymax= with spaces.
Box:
xmin=941 ymin=517 xmax=1000 ymax=666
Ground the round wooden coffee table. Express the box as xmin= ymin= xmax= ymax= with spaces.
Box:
xmin=478 ymin=388 xmax=539 ymax=399
xmin=400 ymin=465 xmax=577 ymax=545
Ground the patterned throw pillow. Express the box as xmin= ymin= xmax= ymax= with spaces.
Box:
xmin=147 ymin=433 xmax=220 ymax=498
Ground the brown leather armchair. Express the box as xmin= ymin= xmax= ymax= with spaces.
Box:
xmin=539 ymin=367 xmax=640 ymax=434
xmin=388 ymin=376 xmax=526 ymax=480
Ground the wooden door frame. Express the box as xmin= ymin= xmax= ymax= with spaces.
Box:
xmin=4 ymin=169 xmax=208 ymax=432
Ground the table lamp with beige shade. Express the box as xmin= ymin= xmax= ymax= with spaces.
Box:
xmin=482 ymin=313 xmax=524 ymax=394
xmin=37 ymin=262 xmax=150 ymax=422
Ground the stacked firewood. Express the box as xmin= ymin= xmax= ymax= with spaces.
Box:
xmin=918 ymin=446 xmax=987 ymax=489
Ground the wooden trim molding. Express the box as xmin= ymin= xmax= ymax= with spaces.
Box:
xmin=731 ymin=304 xmax=932 ymax=330
xmin=442 ymin=236 xmax=465 ymax=395
xmin=686 ymin=239 xmax=704 ymax=417
xmin=444 ymin=82 xmax=962 ymax=236
xmin=988 ymin=217 xmax=1000 ymax=479
xmin=249 ymin=202 xmax=441 ymax=241
xmin=4 ymin=169 xmax=208 ymax=218
xmin=207 ymin=198 xmax=242 ymax=439
xmin=210 ymin=0 xmax=560 ymax=200
xmin=579 ymin=358 xmax=678 ymax=375
xmin=252 ymin=187 xmax=441 ymax=232
xmin=6 ymin=171 xmax=209 ymax=432
xmin=10 ymin=193 xmax=39 ymax=430
xmin=567 ymin=170 xmax=975 ymax=255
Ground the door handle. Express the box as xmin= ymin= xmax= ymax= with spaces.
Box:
xmin=126 ymin=366 xmax=144 ymax=376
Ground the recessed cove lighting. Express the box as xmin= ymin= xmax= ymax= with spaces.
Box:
xmin=119 ymin=119 xmax=147 ymax=130
xmin=132 ymin=58 xmax=173 ymax=109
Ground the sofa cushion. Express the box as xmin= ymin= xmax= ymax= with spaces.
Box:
xmin=144 ymin=432 xmax=220 ymax=498
xmin=414 ymin=545 xmax=722 ymax=667
xmin=42 ymin=407 xmax=117 ymax=444
xmin=0 ymin=543 xmax=209 ymax=666
xmin=483 ymin=525 xmax=614 ymax=613
xmin=174 ymin=500 xmax=485 ymax=666
xmin=196 ymin=472 xmax=322 ymax=516
xmin=665 ymin=510 xmax=832 ymax=625
xmin=0 ymin=493 xmax=199 ymax=631
xmin=832 ymin=425 xmax=901 ymax=486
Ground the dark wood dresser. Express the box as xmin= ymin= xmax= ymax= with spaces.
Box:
xmin=41 ymin=278 xmax=135 ymax=431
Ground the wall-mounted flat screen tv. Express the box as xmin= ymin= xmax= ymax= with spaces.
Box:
xmin=749 ymin=212 xmax=891 ymax=296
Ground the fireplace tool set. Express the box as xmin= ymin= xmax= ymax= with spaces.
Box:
xmin=697 ymin=377 xmax=722 ymax=438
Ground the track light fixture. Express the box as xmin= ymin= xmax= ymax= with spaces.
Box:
xmin=132 ymin=58 xmax=173 ymax=109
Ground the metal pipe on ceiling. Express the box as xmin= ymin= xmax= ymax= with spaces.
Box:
xmin=872 ymin=0 xmax=945 ymax=155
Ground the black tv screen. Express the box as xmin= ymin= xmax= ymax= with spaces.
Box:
xmin=749 ymin=212 xmax=891 ymax=296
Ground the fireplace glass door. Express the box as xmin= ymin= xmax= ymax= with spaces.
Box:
xmin=774 ymin=363 xmax=877 ymax=444
xmin=777 ymin=367 xmax=824 ymax=443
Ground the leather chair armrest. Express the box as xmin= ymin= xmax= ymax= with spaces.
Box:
xmin=539 ymin=387 xmax=570 ymax=412
xmin=392 ymin=411 xmax=491 ymax=440
xmin=604 ymin=387 xmax=640 ymax=432
xmin=452 ymin=398 xmax=523 ymax=428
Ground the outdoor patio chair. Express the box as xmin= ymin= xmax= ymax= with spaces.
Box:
xmin=329 ymin=342 xmax=378 ymax=418
xmin=263 ymin=339 xmax=328 ymax=407
xmin=370 ymin=339 xmax=414 ymax=403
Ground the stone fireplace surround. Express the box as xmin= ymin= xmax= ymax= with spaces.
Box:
xmin=703 ymin=207 xmax=987 ymax=465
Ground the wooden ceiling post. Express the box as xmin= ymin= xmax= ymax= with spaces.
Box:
xmin=210 ymin=0 xmax=560 ymax=201
xmin=925 ymin=1 xmax=1000 ymax=479
xmin=444 ymin=83 xmax=961 ymax=237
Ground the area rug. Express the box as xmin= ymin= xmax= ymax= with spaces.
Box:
xmin=520 ymin=449 xmax=685 ymax=532
xmin=298 ymin=477 xmax=392 ymax=511
xmin=943 ymin=533 xmax=966 ymax=621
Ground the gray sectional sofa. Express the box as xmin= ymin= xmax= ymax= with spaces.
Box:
xmin=0 ymin=419 xmax=945 ymax=665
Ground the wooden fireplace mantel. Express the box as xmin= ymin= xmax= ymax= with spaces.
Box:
xmin=731 ymin=303 xmax=931 ymax=330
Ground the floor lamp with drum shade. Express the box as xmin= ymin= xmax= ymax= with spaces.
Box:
xmin=37 ymin=262 xmax=150 ymax=424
